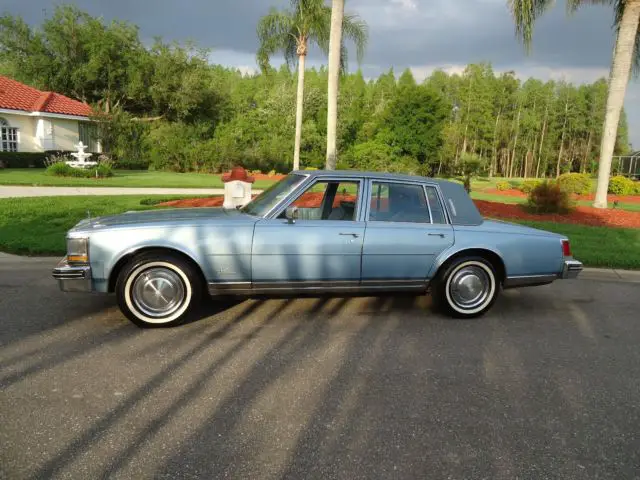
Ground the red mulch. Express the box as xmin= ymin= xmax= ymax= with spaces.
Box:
xmin=475 ymin=200 xmax=640 ymax=228
xmin=158 ymin=197 xmax=640 ymax=228
xmin=485 ymin=188 xmax=640 ymax=204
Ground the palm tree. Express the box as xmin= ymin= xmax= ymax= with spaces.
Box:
xmin=508 ymin=0 xmax=640 ymax=209
xmin=326 ymin=0 xmax=368 ymax=170
xmin=257 ymin=0 xmax=366 ymax=171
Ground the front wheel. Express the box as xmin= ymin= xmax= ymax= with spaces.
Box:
xmin=433 ymin=257 xmax=499 ymax=319
xmin=116 ymin=252 xmax=202 ymax=328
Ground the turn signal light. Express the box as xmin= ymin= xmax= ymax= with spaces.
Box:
xmin=562 ymin=240 xmax=572 ymax=257
xmin=67 ymin=254 xmax=88 ymax=264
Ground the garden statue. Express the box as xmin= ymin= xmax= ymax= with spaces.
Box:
xmin=66 ymin=142 xmax=97 ymax=169
xmin=222 ymin=166 xmax=255 ymax=209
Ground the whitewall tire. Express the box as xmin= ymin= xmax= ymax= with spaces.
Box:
xmin=434 ymin=256 xmax=499 ymax=319
xmin=116 ymin=252 xmax=202 ymax=328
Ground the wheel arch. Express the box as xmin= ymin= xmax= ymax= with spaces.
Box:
xmin=433 ymin=248 xmax=506 ymax=284
xmin=108 ymin=246 xmax=207 ymax=293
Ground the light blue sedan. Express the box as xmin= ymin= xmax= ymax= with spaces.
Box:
xmin=53 ymin=170 xmax=583 ymax=327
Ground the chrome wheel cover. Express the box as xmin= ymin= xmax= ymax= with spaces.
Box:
xmin=448 ymin=265 xmax=492 ymax=310
xmin=131 ymin=267 xmax=186 ymax=318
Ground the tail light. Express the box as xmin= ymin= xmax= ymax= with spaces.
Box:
xmin=562 ymin=239 xmax=572 ymax=257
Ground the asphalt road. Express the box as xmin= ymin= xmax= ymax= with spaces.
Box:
xmin=1 ymin=257 xmax=639 ymax=480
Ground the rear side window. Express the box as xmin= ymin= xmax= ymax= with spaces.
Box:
xmin=369 ymin=182 xmax=431 ymax=224
xmin=425 ymin=186 xmax=447 ymax=224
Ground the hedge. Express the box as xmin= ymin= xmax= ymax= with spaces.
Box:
xmin=0 ymin=151 xmax=74 ymax=168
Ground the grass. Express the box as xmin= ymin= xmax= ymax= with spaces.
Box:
xmin=0 ymin=169 xmax=277 ymax=189
xmin=1 ymin=195 xmax=638 ymax=270
xmin=0 ymin=196 xmax=169 ymax=255
xmin=514 ymin=221 xmax=640 ymax=270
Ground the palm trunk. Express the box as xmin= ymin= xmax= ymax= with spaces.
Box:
xmin=594 ymin=0 xmax=640 ymax=207
xmin=325 ymin=0 xmax=345 ymax=170
xmin=293 ymin=54 xmax=306 ymax=171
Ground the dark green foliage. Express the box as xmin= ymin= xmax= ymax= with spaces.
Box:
xmin=557 ymin=173 xmax=593 ymax=195
xmin=608 ymin=175 xmax=636 ymax=195
xmin=0 ymin=152 xmax=47 ymax=168
xmin=0 ymin=151 xmax=73 ymax=168
xmin=527 ymin=181 xmax=573 ymax=214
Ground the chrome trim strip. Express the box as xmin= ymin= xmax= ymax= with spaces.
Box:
xmin=503 ymin=274 xmax=557 ymax=288
xmin=207 ymin=279 xmax=428 ymax=296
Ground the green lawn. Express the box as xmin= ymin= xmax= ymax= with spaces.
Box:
xmin=1 ymin=195 xmax=638 ymax=270
xmin=0 ymin=169 xmax=277 ymax=189
xmin=0 ymin=196 xmax=173 ymax=255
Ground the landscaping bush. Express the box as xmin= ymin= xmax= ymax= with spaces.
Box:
xmin=45 ymin=162 xmax=113 ymax=178
xmin=0 ymin=152 xmax=47 ymax=168
xmin=509 ymin=180 xmax=522 ymax=189
xmin=608 ymin=175 xmax=636 ymax=195
xmin=114 ymin=157 xmax=150 ymax=170
xmin=495 ymin=180 xmax=511 ymax=191
xmin=519 ymin=179 xmax=541 ymax=194
xmin=527 ymin=181 xmax=573 ymax=214
xmin=634 ymin=181 xmax=640 ymax=195
xmin=557 ymin=173 xmax=592 ymax=195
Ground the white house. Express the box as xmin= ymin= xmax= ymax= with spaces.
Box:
xmin=0 ymin=75 xmax=100 ymax=153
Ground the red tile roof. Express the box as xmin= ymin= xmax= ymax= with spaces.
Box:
xmin=0 ymin=75 xmax=92 ymax=117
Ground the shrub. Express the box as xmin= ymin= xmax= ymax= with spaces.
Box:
xmin=0 ymin=152 xmax=47 ymax=168
xmin=45 ymin=162 xmax=113 ymax=178
xmin=519 ymin=179 xmax=541 ymax=194
xmin=509 ymin=180 xmax=522 ymax=189
xmin=527 ymin=181 xmax=573 ymax=214
xmin=114 ymin=157 xmax=150 ymax=170
xmin=495 ymin=180 xmax=511 ymax=191
xmin=557 ymin=173 xmax=592 ymax=195
xmin=634 ymin=181 xmax=640 ymax=196
xmin=608 ymin=175 xmax=636 ymax=195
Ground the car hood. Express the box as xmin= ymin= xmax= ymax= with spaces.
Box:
xmin=71 ymin=207 xmax=257 ymax=232
xmin=478 ymin=219 xmax=564 ymax=238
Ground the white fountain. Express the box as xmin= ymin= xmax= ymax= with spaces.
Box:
xmin=66 ymin=142 xmax=98 ymax=169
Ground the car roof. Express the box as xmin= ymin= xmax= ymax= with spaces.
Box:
xmin=290 ymin=169 xmax=450 ymax=185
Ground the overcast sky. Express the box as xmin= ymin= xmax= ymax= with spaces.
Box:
xmin=3 ymin=0 xmax=638 ymax=147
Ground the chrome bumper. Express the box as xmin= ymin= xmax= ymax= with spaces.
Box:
xmin=52 ymin=258 xmax=92 ymax=292
xmin=561 ymin=260 xmax=583 ymax=279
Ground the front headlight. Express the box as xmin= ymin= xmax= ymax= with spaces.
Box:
xmin=67 ymin=237 xmax=89 ymax=264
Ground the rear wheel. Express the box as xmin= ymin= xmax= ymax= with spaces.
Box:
xmin=116 ymin=252 xmax=202 ymax=328
xmin=433 ymin=256 xmax=499 ymax=319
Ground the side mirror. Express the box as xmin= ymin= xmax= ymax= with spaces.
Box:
xmin=285 ymin=206 xmax=299 ymax=224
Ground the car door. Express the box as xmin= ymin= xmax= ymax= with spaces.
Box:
xmin=361 ymin=180 xmax=454 ymax=284
xmin=251 ymin=177 xmax=365 ymax=287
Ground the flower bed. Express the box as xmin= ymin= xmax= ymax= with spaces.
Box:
xmin=484 ymin=188 xmax=640 ymax=204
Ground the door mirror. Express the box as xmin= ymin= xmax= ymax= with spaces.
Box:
xmin=285 ymin=206 xmax=299 ymax=224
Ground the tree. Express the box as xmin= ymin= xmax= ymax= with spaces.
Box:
xmin=257 ymin=0 xmax=335 ymax=171
xmin=508 ymin=0 xmax=640 ymax=208
xmin=325 ymin=0 xmax=368 ymax=170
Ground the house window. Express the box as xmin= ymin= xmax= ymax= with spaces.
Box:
xmin=78 ymin=122 xmax=98 ymax=151
xmin=0 ymin=117 xmax=18 ymax=152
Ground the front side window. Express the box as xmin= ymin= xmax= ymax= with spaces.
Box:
xmin=282 ymin=180 xmax=360 ymax=221
xmin=241 ymin=174 xmax=306 ymax=217
xmin=0 ymin=118 xmax=18 ymax=152
xmin=369 ymin=182 xmax=431 ymax=224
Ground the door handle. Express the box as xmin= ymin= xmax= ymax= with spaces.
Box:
xmin=428 ymin=233 xmax=446 ymax=238
xmin=339 ymin=233 xmax=360 ymax=238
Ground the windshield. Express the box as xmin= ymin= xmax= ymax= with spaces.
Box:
xmin=241 ymin=173 xmax=307 ymax=217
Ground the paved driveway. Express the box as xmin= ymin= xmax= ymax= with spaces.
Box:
xmin=1 ymin=257 xmax=639 ymax=479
